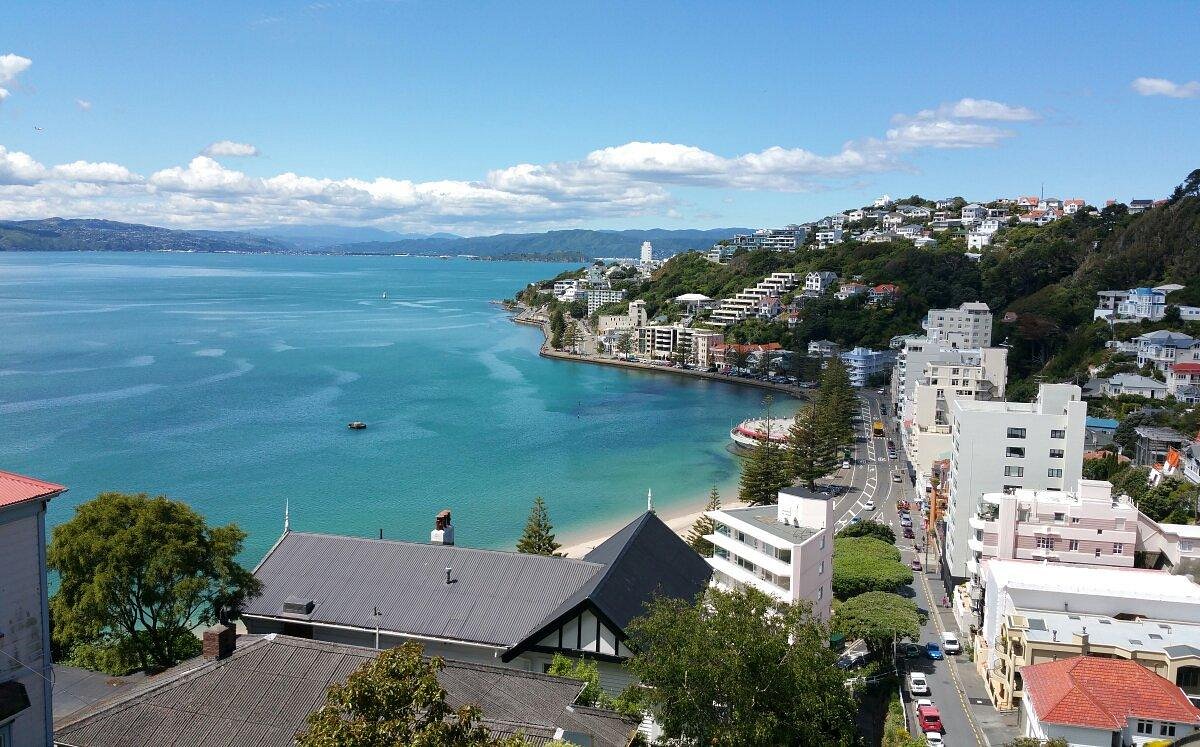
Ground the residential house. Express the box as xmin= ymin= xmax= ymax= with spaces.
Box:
xmin=943 ymin=384 xmax=1087 ymax=584
xmin=1016 ymin=196 xmax=1040 ymax=210
xmin=1084 ymin=416 xmax=1119 ymax=449
xmin=961 ymin=203 xmax=987 ymax=224
xmin=1136 ymin=330 xmax=1200 ymax=372
xmin=807 ymin=340 xmax=839 ymax=359
xmin=912 ymin=235 xmax=938 ymax=249
xmin=815 ymin=228 xmax=844 ymax=248
xmin=1129 ymin=199 xmax=1155 ymax=214
xmin=1020 ymin=656 xmax=1200 ymax=746
xmin=936 ymin=198 xmax=958 ymax=209
xmin=1102 ymin=373 xmax=1169 ymax=399
xmin=1135 ymin=426 xmax=1192 ymax=467
xmin=705 ymin=486 xmax=835 ymax=622
xmin=868 ymin=284 xmax=900 ymax=304
xmin=1169 ymin=362 xmax=1200 ymax=397
xmin=834 ymin=282 xmax=867 ymax=300
xmin=705 ymin=244 xmax=736 ymax=264
xmin=1093 ymin=290 xmax=1130 ymax=320
xmin=54 ymin=634 xmax=641 ymax=747
xmin=0 ymin=471 xmax=65 ymax=747
xmin=804 ymin=271 xmax=838 ymax=295
xmin=240 ymin=509 xmax=711 ymax=694
xmin=867 ymin=232 xmax=900 ymax=243
xmin=752 ymin=296 xmax=781 ymax=319
xmin=1062 ymin=198 xmax=1086 ymax=214
xmin=967 ymin=231 xmax=993 ymax=250
xmin=882 ymin=213 xmax=904 ymax=230
xmin=840 ymin=347 xmax=897 ymax=388
xmin=845 ymin=208 xmax=866 ymax=221
xmin=1037 ymin=198 xmax=1063 ymax=212
xmin=894 ymin=224 xmax=924 ymax=239
xmin=1186 ymin=439 xmax=1200 ymax=485
xmin=977 ymin=560 xmax=1200 ymax=711
xmin=1119 ymin=287 xmax=1169 ymax=321
xmin=897 ymin=204 xmax=932 ymax=219
xmin=980 ymin=217 xmax=1005 ymax=233
xmin=873 ymin=194 xmax=893 ymax=208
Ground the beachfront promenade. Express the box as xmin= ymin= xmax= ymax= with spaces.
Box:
xmin=511 ymin=309 xmax=811 ymax=400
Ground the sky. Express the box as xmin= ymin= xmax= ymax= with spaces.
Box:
xmin=1 ymin=1 xmax=1198 ymax=236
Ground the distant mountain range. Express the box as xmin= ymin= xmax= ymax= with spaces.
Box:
xmin=0 ymin=218 xmax=747 ymax=259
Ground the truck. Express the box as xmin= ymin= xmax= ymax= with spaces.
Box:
xmin=872 ymin=420 xmax=884 ymax=437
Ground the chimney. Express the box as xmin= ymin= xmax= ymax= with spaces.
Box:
xmin=431 ymin=509 xmax=454 ymax=546
xmin=1080 ymin=626 xmax=1090 ymax=656
xmin=202 ymin=623 xmax=235 ymax=660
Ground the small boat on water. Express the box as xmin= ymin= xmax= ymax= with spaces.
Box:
xmin=347 ymin=421 xmax=367 ymax=430
xmin=728 ymin=415 xmax=795 ymax=455
xmin=382 ymin=291 xmax=387 ymax=300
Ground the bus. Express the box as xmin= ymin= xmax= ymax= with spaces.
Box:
xmin=872 ymin=420 xmax=884 ymax=437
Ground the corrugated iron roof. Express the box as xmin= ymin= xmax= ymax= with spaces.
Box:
xmin=0 ymin=469 xmax=66 ymax=509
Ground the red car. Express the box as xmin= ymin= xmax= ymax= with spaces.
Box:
xmin=917 ymin=705 xmax=943 ymax=733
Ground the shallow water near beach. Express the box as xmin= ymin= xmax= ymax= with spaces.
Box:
xmin=1 ymin=252 xmax=786 ymax=562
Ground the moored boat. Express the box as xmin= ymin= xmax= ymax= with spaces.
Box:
xmin=728 ymin=415 xmax=794 ymax=454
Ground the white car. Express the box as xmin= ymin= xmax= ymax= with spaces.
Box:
xmin=941 ymin=631 xmax=962 ymax=655
xmin=924 ymin=731 xmax=944 ymax=746
xmin=842 ymin=459 xmax=852 ymax=469
xmin=863 ymin=500 xmax=876 ymax=511
xmin=915 ymin=698 xmax=934 ymax=709
xmin=908 ymin=671 xmax=929 ymax=695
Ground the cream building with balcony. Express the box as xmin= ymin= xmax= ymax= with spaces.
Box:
xmin=977 ymin=560 xmax=1200 ymax=710
xmin=704 ymin=486 xmax=834 ymax=622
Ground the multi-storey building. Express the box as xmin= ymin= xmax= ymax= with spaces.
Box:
xmin=942 ymin=384 xmax=1087 ymax=584
xmin=709 ymin=273 xmax=801 ymax=326
xmin=921 ymin=301 xmax=993 ymax=348
xmin=1 ymin=471 xmax=66 ymax=747
xmin=585 ymin=288 xmax=626 ymax=316
xmin=815 ymin=228 xmax=843 ymax=248
xmin=704 ymin=486 xmax=835 ymax=622
xmin=804 ymin=271 xmax=838 ymax=295
xmin=1135 ymin=330 xmax=1200 ymax=372
xmin=839 ymin=347 xmax=897 ymax=388
xmin=961 ymin=203 xmax=987 ymax=223
xmin=976 ymin=560 xmax=1200 ymax=710
xmin=727 ymin=225 xmax=808 ymax=253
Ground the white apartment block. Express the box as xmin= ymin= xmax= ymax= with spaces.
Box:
xmin=815 ymin=228 xmax=844 ymax=248
xmin=709 ymin=272 xmax=801 ymax=326
xmin=961 ymin=203 xmax=987 ymax=223
xmin=728 ymin=225 xmax=808 ymax=253
xmin=597 ymin=299 xmax=646 ymax=335
xmin=840 ymin=347 xmax=896 ymax=388
xmin=943 ymin=384 xmax=1087 ymax=582
xmin=967 ymin=231 xmax=993 ymax=250
xmin=639 ymin=241 xmax=653 ymax=264
xmin=635 ymin=325 xmax=722 ymax=365
xmin=585 ymin=288 xmax=626 ymax=316
xmin=705 ymin=486 xmax=835 ymax=622
xmin=922 ymin=301 xmax=993 ymax=348
xmin=804 ymin=271 xmax=838 ymax=295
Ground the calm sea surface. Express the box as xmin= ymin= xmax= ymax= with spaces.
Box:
xmin=0 ymin=252 xmax=784 ymax=562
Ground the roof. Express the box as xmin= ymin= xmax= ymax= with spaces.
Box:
xmin=1136 ymin=425 xmax=1189 ymax=443
xmin=0 ymin=470 xmax=66 ymax=509
xmin=1021 ymin=656 xmax=1200 ymax=730
xmin=673 ymin=293 xmax=711 ymax=302
xmin=717 ymin=504 xmax=820 ymax=544
xmin=1136 ymin=330 xmax=1197 ymax=346
xmin=1084 ymin=417 xmax=1119 ymax=429
xmin=1013 ymin=609 xmax=1200 ymax=651
xmin=985 ymin=560 xmax=1200 ymax=605
xmin=54 ymin=635 xmax=639 ymax=747
xmin=1107 ymin=373 xmax=1167 ymax=390
xmin=1172 ymin=362 xmax=1200 ymax=374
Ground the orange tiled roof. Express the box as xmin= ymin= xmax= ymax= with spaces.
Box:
xmin=1022 ymin=656 xmax=1200 ymax=731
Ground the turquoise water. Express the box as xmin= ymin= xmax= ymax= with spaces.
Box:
xmin=0 ymin=252 xmax=782 ymax=562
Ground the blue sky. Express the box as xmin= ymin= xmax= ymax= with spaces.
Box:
xmin=1 ymin=1 xmax=1198 ymax=234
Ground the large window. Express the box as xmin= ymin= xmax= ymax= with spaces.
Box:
xmin=1161 ymin=723 xmax=1177 ymax=737
xmin=1068 ymin=539 xmax=1080 ymax=551
xmin=1005 ymin=447 xmax=1025 ymax=458
xmin=1136 ymin=720 xmax=1153 ymax=735
xmin=1007 ymin=427 xmax=1026 ymax=439
xmin=1048 ymin=468 xmax=1063 ymax=478
xmin=1004 ymin=466 xmax=1024 ymax=477
xmin=1049 ymin=449 xmax=1065 ymax=459
xmin=1113 ymin=543 xmax=1124 ymax=555
xmin=1036 ymin=536 xmax=1055 ymax=550
xmin=1051 ymin=429 xmax=1066 ymax=439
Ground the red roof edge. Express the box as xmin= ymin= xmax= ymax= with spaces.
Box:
xmin=0 ymin=470 xmax=68 ymax=509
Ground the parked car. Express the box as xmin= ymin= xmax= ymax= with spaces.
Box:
xmin=915 ymin=698 xmax=934 ymax=710
xmin=897 ymin=500 xmax=910 ymax=510
xmin=850 ymin=516 xmax=862 ymax=524
xmin=900 ymin=516 xmax=913 ymax=528
xmin=925 ymin=642 xmax=944 ymax=660
xmin=842 ymin=459 xmax=852 ymax=469
xmin=908 ymin=671 xmax=929 ymax=696
xmin=863 ymin=500 xmax=876 ymax=511
xmin=903 ymin=527 xmax=915 ymax=539
xmin=892 ymin=471 xmax=902 ymax=482
xmin=903 ymin=643 xmax=922 ymax=658
xmin=916 ymin=704 xmax=944 ymax=733
xmin=910 ymin=558 xmax=923 ymax=571
xmin=924 ymin=730 xmax=944 ymax=746
xmin=941 ymin=632 xmax=962 ymax=655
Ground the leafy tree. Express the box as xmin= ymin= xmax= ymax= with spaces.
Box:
xmin=616 ymin=332 xmax=633 ymax=359
xmin=787 ymin=404 xmax=837 ymax=490
xmin=1112 ymin=466 xmax=1151 ymax=502
xmin=832 ymin=537 xmax=913 ymax=600
xmin=48 ymin=492 xmax=260 ymax=674
xmin=687 ymin=487 xmax=722 ymax=556
xmin=516 ymin=497 xmax=562 ymax=556
xmin=624 ymin=586 xmax=858 ymax=746
xmin=832 ymin=591 xmax=922 ymax=652
xmin=568 ymin=299 xmax=587 ymax=319
xmin=1082 ymin=453 xmax=1122 ymax=481
xmin=299 ymin=642 xmax=530 ymax=746
xmin=727 ymin=346 xmax=750 ymax=372
xmin=835 ymin=520 xmax=896 ymax=544
xmin=547 ymin=653 xmax=607 ymax=708
xmin=1139 ymin=480 xmax=1199 ymax=523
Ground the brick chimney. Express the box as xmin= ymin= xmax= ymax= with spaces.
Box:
xmin=202 ymin=624 xmax=236 ymax=660
xmin=430 ymin=509 xmax=454 ymax=546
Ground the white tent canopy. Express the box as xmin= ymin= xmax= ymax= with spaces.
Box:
xmin=674 ymin=293 xmax=713 ymax=302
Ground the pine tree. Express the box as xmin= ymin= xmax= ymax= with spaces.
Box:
xmin=739 ymin=433 xmax=790 ymax=506
xmin=817 ymin=357 xmax=856 ymax=450
xmin=787 ymin=405 xmax=837 ymax=490
xmin=687 ymin=487 xmax=722 ymax=556
xmin=516 ymin=497 xmax=562 ymax=556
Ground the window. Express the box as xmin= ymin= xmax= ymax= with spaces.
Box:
xmin=1048 ymin=468 xmax=1063 ymax=478
xmin=1069 ymin=539 xmax=1080 ymax=551
xmin=1036 ymin=536 xmax=1055 ymax=550
xmin=1183 ymin=540 xmax=1194 ymax=552
xmin=819 ymin=561 xmax=825 ymax=574
xmin=1095 ymin=548 xmax=1102 ymax=558
xmin=1053 ymin=512 xmax=1065 ymax=522
xmin=1051 ymin=429 xmax=1066 ymax=439
xmin=1136 ymin=720 xmax=1153 ymax=735
xmin=1007 ymin=427 xmax=1026 ymax=439
xmin=1006 ymin=447 xmax=1026 ymax=458
xmin=817 ymin=586 xmax=824 ymax=600
xmin=1161 ymin=723 xmax=1177 ymax=737
xmin=1049 ymin=449 xmax=1065 ymax=459
xmin=1113 ymin=543 xmax=1124 ymax=555
xmin=1071 ymin=517 xmax=1080 ymax=524
xmin=1004 ymin=466 xmax=1024 ymax=477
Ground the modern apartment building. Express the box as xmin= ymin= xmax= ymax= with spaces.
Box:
xmin=922 ymin=301 xmax=993 ymax=348
xmin=709 ymin=272 xmax=801 ymax=326
xmin=839 ymin=347 xmax=896 ymax=388
xmin=728 ymin=225 xmax=808 ymax=253
xmin=977 ymin=560 xmax=1200 ymax=710
xmin=815 ymin=228 xmax=843 ymax=248
xmin=1 ymin=471 xmax=67 ymax=747
xmin=635 ymin=325 xmax=723 ymax=365
xmin=585 ymin=288 xmax=626 ymax=316
xmin=704 ymin=486 xmax=835 ymax=622
xmin=942 ymin=384 xmax=1087 ymax=583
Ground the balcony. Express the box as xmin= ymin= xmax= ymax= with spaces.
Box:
xmin=706 ymin=533 xmax=792 ymax=578
xmin=968 ymin=514 xmax=987 ymax=531
xmin=968 ymin=535 xmax=985 ymax=553
xmin=708 ymin=554 xmax=789 ymax=601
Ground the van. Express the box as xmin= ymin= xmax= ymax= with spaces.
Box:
xmin=941 ymin=631 xmax=961 ymax=655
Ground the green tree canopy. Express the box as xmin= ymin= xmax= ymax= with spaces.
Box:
xmin=686 ymin=487 xmax=721 ymax=557
xmin=299 ymin=642 xmax=530 ymax=746
xmin=832 ymin=537 xmax=913 ymax=600
xmin=516 ymin=496 xmax=562 ymax=556
xmin=787 ymin=404 xmax=838 ymax=490
xmin=739 ymin=434 xmax=790 ymax=506
xmin=48 ymin=491 xmax=260 ymax=674
xmin=835 ymin=520 xmax=896 ymax=544
xmin=625 ymin=586 xmax=858 ymax=746
xmin=832 ymin=591 xmax=922 ymax=652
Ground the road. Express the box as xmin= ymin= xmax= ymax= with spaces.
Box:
xmin=831 ymin=390 xmax=986 ymax=747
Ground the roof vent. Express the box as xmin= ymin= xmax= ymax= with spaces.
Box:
xmin=282 ymin=596 xmax=315 ymax=616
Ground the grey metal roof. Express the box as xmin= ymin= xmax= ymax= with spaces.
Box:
xmin=242 ymin=532 xmax=604 ymax=647
xmin=55 ymin=635 xmax=638 ymax=747
xmin=721 ymin=504 xmax=820 ymax=544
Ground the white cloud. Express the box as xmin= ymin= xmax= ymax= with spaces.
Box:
xmin=0 ymin=96 xmax=1036 ymax=231
xmin=0 ymin=53 xmax=32 ymax=84
xmin=76 ymin=99 xmax=92 ymax=111
xmin=1131 ymin=77 xmax=1200 ymax=99
xmin=201 ymin=140 xmax=260 ymax=157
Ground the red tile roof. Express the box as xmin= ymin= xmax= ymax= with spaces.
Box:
xmin=1172 ymin=362 xmax=1200 ymax=374
xmin=0 ymin=470 xmax=67 ymax=509
xmin=1021 ymin=656 xmax=1200 ymax=731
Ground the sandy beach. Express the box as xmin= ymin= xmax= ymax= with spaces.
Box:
xmin=560 ymin=493 xmax=749 ymax=558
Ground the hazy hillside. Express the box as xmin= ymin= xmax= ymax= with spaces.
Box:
xmin=329 ymin=228 xmax=750 ymax=258
xmin=0 ymin=218 xmax=290 ymax=253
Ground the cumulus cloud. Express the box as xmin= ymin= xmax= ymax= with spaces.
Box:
xmin=0 ymin=53 xmax=32 ymax=104
xmin=201 ymin=140 xmax=260 ymax=157
xmin=0 ymin=96 xmax=1037 ymax=231
xmin=1131 ymin=77 xmax=1200 ymax=99
xmin=75 ymin=99 xmax=92 ymax=111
